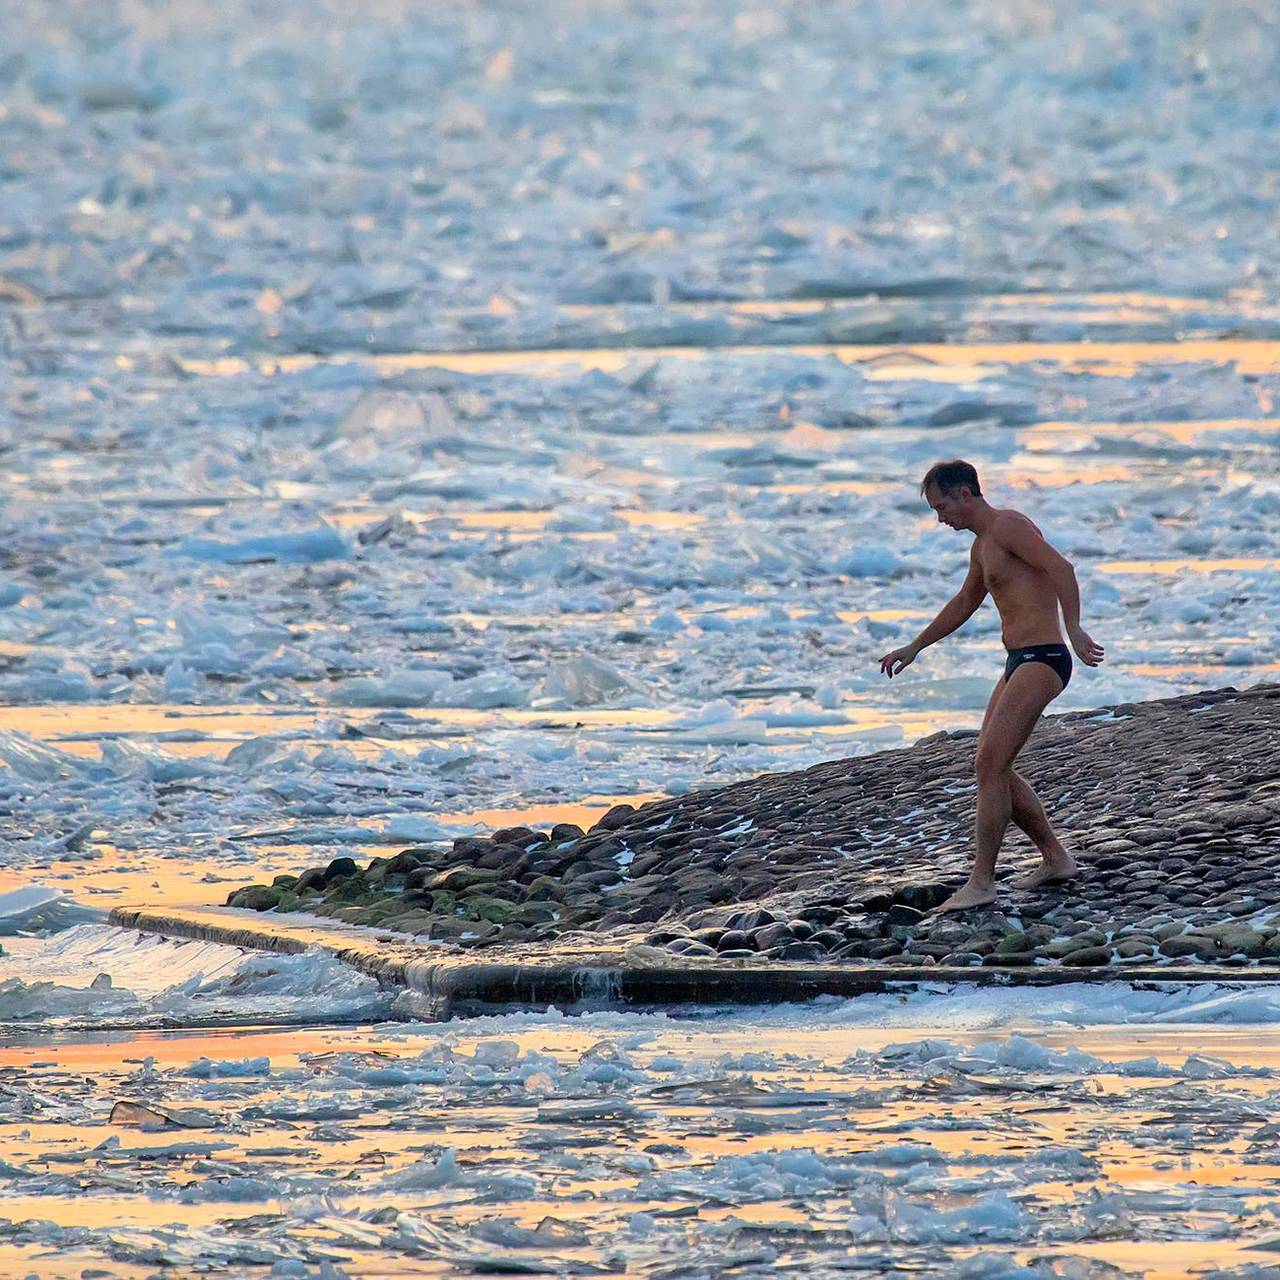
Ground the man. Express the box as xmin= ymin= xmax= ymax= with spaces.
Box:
xmin=878 ymin=460 xmax=1104 ymax=913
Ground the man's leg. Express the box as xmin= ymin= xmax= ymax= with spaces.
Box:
xmin=935 ymin=663 xmax=1065 ymax=913
xmin=1009 ymin=773 xmax=1076 ymax=887
xmin=974 ymin=679 xmax=1071 ymax=867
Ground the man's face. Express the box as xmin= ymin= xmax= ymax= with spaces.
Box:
xmin=925 ymin=482 xmax=972 ymax=530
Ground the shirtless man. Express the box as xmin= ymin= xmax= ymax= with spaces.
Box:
xmin=878 ymin=460 xmax=1104 ymax=913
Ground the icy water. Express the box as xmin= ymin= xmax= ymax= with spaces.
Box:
xmin=5 ymin=931 xmax=1280 ymax=1279
xmin=6 ymin=0 xmax=1280 ymax=1273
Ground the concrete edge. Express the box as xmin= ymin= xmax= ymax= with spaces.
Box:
xmin=109 ymin=905 xmax=1280 ymax=1020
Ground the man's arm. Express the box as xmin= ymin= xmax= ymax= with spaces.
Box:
xmin=993 ymin=514 xmax=1105 ymax=666
xmin=879 ymin=553 xmax=986 ymax=678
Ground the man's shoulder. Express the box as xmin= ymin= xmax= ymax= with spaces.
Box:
xmin=990 ymin=508 xmax=1040 ymax=540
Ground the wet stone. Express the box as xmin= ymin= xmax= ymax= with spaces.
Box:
xmin=228 ymin=885 xmax=283 ymax=911
xmin=295 ymin=868 xmax=327 ymax=894
xmin=748 ymin=923 xmax=794 ymax=951
xmin=893 ymin=882 xmax=953 ymax=912
xmin=886 ymin=904 xmax=925 ymax=926
xmin=868 ymin=940 xmax=903 ymax=960
xmin=779 ymin=942 xmax=829 ymax=962
xmin=1114 ymin=938 xmax=1156 ymax=958
xmin=809 ymin=929 xmax=845 ymax=950
xmin=592 ymin=803 xmax=636 ymax=832
xmin=666 ymin=938 xmax=716 ymax=957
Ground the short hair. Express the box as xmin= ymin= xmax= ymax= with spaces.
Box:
xmin=920 ymin=459 xmax=981 ymax=498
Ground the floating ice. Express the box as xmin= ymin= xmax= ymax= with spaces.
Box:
xmin=332 ymin=671 xmax=455 ymax=707
xmin=446 ymin=671 xmax=531 ymax=709
xmin=849 ymin=1189 xmax=1030 ymax=1244
xmin=534 ymin=655 xmax=644 ymax=707
xmin=173 ymin=526 xmax=349 ymax=564
xmin=330 ymin=390 xmax=432 ymax=444
xmin=839 ymin=547 xmax=906 ymax=577
xmin=0 ymin=885 xmax=105 ymax=935
xmin=0 ymin=925 xmax=393 ymax=1025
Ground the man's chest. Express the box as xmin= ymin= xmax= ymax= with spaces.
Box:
xmin=975 ymin=538 xmax=1023 ymax=590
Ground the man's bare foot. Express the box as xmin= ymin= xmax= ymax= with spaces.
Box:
xmin=1012 ymin=855 xmax=1078 ymax=890
xmin=932 ymin=881 xmax=998 ymax=914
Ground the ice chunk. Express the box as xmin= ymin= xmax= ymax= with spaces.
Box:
xmin=187 ymin=1056 xmax=272 ymax=1078
xmin=382 ymin=1149 xmax=459 ymax=1189
xmin=332 ymin=671 xmax=455 ymax=707
xmin=162 ymin=657 xmax=206 ymax=699
xmin=546 ymin=506 xmax=627 ymax=533
xmin=850 ymin=1189 xmax=1029 ymax=1244
xmin=839 ymin=546 xmax=905 ymax=577
xmin=444 ymin=672 xmax=530 ymax=709
xmin=100 ymin=739 xmax=220 ymax=783
xmin=330 ymin=390 xmax=431 ymax=444
xmin=533 ymin=655 xmax=643 ymax=707
xmin=174 ymin=526 xmax=348 ymax=564
xmin=177 ymin=1176 xmax=276 ymax=1203
xmin=666 ymin=718 xmax=772 ymax=745
xmin=0 ymin=885 xmax=104 ymax=935
xmin=109 ymin=1100 xmax=217 ymax=1129
xmin=0 ymin=733 xmax=88 ymax=782
xmin=380 ymin=816 xmax=471 ymax=843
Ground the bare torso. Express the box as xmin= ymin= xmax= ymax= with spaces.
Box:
xmin=973 ymin=509 xmax=1065 ymax=647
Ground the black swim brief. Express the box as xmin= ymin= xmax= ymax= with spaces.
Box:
xmin=1004 ymin=643 xmax=1072 ymax=690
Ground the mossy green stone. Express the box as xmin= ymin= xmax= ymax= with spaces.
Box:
xmin=522 ymin=876 xmax=561 ymax=901
xmin=995 ymin=931 xmax=1029 ymax=954
xmin=326 ymin=877 xmax=368 ymax=903
xmin=382 ymin=911 xmax=438 ymax=935
xmin=465 ymin=896 xmax=513 ymax=924
xmin=230 ymin=885 xmax=283 ymax=911
xmin=430 ymin=866 xmax=505 ymax=892
xmin=427 ymin=918 xmax=476 ymax=940
xmin=331 ymin=906 xmax=376 ymax=925
xmin=1070 ymin=928 xmax=1107 ymax=947
xmin=510 ymin=902 xmax=558 ymax=925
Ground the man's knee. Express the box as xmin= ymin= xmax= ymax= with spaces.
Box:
xmin=975 ymin=746 xmax=1013 ymax=784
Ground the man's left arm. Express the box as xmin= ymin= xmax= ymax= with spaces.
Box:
xmin=995 ymin=516 xmax=1105 ymax=667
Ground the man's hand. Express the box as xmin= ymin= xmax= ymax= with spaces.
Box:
xmin=879 ymin=645 xmax=918 ymax=678
xmin=1068 ymin=626 xmax=1105 ymax=667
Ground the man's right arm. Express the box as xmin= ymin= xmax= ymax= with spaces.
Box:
xmin=879 ymin=555 xmax=986 ymax=678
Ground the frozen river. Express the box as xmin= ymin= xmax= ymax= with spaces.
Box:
xmin=4 ymin=927 xmax=1280 ymax=1278
xmin=4 ymin=0 xmax=1280 ymax=1274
